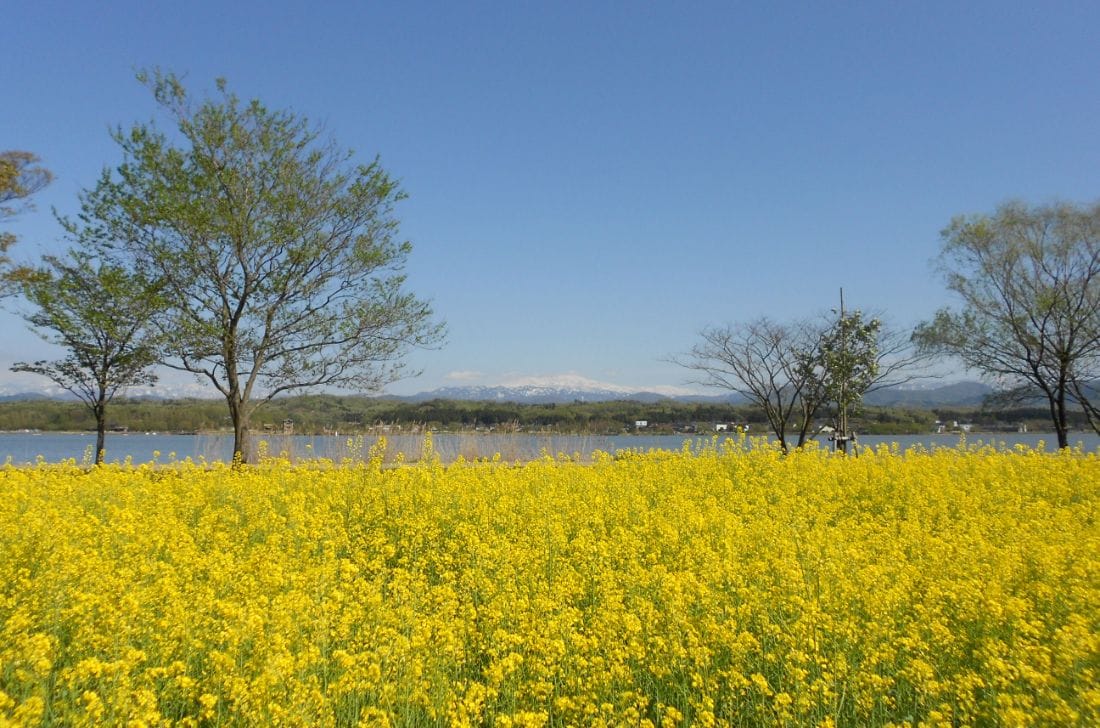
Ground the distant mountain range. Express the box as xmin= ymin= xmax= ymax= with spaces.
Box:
xmin=398 ymin=384 xmax=680 ymax=404
xmin=0 ymin=380 xmax=999 ymax=408
xmin=398 ymin=381 xmax=997 ymax=407
xmin=0 ymin=392 xmax=54 ymax=403
xmin=864 ymin=381 xmax=994 ymax=407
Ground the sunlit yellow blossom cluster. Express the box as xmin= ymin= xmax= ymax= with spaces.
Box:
xmin=1 ymin=439 xmax=1098 ymax=726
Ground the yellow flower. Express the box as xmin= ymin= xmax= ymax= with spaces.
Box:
xmin=0 ymin=444 xmax=1095 ymax=725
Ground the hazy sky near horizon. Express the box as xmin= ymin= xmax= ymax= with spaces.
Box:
xmin=3 ymin=1 xmax=1099 ymax=397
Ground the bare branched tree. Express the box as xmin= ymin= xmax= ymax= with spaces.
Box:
xmin=672 ymin=318 xmax=825 ymax=452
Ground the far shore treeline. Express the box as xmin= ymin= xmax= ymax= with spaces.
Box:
xmin=0 ymin=395 xmax=1085 ymax=437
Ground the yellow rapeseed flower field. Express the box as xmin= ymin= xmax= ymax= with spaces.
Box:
xmin=1 ymin=438 xmax=1098 ymax=726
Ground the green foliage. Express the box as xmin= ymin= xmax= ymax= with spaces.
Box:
xmin=12 ymin=252 xmax=162 ymax=396
xmin=0 ymin=150 xmax=52 ymax=291
xmin=0 ymin=150 xmax=52 ymax=218
xmin=812 ymin=308 xmax=881 ymax=419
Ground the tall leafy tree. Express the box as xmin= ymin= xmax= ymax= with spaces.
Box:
xmin=96 ymin=71 xmax=443 ymax=461
xmin=12 ymin=250 xmax=162 ymax=463
xmin=914 ymin=201 xmax=1100 ymax=448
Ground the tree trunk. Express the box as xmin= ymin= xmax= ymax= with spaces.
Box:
xmin=1042 ymin=384 xmax=1071 ymax=450
xmin=794 ymin=417 xmax=814 ymax=449
xmin=228 ymin=396 xmax=250 ymax=464
xmin=767 ymin=414 xmax=788 ymax=453
xmin=94 ymin=402 xmax=107 ymax=466
xmin=762 ymin=403 xmax=788 ymax=453
xmin=1055 ymin=386 xmax=1069 ymax=449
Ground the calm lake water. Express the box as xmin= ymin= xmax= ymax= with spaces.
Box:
xmin=1 ymin=430 xmax=1098 ymax=465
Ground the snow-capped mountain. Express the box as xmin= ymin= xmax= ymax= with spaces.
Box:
xmin=0 ymin=380 xmax=212 ymax=402
xmin=406 ymin=385 xmax=660 ymax=404
xmin=405 ymin=377 xmax=1000 ymax=406
xmin=406 ymin=374 xmax=701 ymax=404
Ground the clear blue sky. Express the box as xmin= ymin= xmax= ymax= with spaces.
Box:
xmin=3 ymin=1 xmax=1099 ymax=396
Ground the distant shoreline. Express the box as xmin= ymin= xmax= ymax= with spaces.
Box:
xmin=0 ymin=393 xmax=1092 ymax=440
